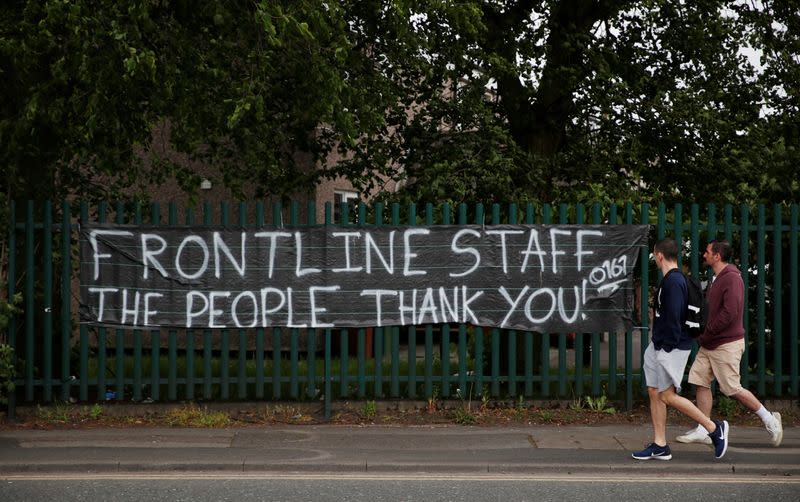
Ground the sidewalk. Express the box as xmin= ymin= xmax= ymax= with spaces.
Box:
xmin=1 ymin=424 xmax=797 ymax=477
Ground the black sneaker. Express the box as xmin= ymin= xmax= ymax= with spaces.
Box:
xmin=632 ymin=442 xmax=672 ymax=460
xmin=709 ymin=419 xmax=729 ymax=459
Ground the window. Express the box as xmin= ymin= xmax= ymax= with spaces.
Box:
xmin=334 ymin=190 xmax=360 ymax=224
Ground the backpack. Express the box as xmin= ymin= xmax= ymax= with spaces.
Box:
xmin=682 ymin=272 xmax=707 ymax=338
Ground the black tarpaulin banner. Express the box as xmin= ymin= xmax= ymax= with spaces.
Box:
xmin=79 ymin=224 xmax=648 ymax=333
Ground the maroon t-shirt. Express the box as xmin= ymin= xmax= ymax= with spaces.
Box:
xmin=698 ymin=264 xmax=745 ymax=350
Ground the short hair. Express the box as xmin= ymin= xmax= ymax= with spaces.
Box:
xmin=654 ymin=238 xmax=680 ymax=261
xmin=709 ymin=239 xmax=734 ymax=262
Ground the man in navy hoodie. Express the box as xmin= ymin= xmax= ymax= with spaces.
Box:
xmin=676 ymin=239 xmax=783 ymax=447
xmin=632 ymin=238 xmax=729 ymax=460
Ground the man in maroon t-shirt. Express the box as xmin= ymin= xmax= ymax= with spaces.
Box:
xmin=676 ymin=240 xmax=783 ymax=447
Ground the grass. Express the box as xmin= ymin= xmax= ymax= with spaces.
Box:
xmin=163 ymin=405 xmax=232 ymax=427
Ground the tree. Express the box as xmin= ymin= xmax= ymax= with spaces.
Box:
xmin=1 ymin=1 xmax=797 ymax=207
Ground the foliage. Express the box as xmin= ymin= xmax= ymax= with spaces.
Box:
xmin=0 ymin=344 xmax=14 ymax=405
xmin=163 ymin=404 xmax=232 ymax=427
xmin=361 ymin=400 xmax=377 ymax=419
xmin=1 ymin=1 xmax=797 ymax=205
xmin=584 ymin=394 xmax=617 ymax=414
xmin=715 ymin=395 xmax=740 ymax=420
xmin=0 ymin=293 xmax=21 ymax=406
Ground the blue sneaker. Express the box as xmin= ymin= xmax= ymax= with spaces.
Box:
xmin=632 ymin=443 xmax=672 ymax=460
xmin=709 ymin=419 xmax=729 ymax=459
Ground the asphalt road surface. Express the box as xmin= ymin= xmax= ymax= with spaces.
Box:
xmin=2 ymin=473 xmax=798 ymax=502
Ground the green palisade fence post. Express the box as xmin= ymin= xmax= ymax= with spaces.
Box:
xmin=255 ymin=201 xmax=265 ymax=400
xmin=575 ymin=203 xmax=585 ymax=397
xmin=508 ymin=203 xmax=518 ymax=398
xmin=132 ymin=203 xmax=143 ymax=402
xmin=291 ymin=328 xmax=299 ymax=399
xmin=773 ymin=203 xmax=782 ymax=396
xmin=791 ymin=204 xmax=799 ymax=396
xmin=185 ymin=206 xmax=196 ymax=401
xmin=357 ymin=327 xmax=365 ymax=399
xmin=219 ymin=202 xmax=229 ymax=400
xmin=724 ymin=204 xmax=734 ymax=243
xmin=374 ymin=327 xmax=383 ymax=398
xmin=202 ymin=201 xmax=212 ymax=400
xmin=689 ymin=203 xmax=701 ymax=361
xmin=238 ymin=201 xmax=248 ymax=400
xmin=524 ymin=202 xmax=537 ymax=397
xmin=114 ymin=201 xmax=126 ymax=401
xmin=79 ymin=202 xmax=89 ymax=402
xmin=458 ymin=203 xmax=468 ymax=395
xmin=289 ymin=202 xmax=299 ymax=400
xmin=624 ymin=203 xmax=634 ymax=410
xmin=441 ymin=204 xmax=452 ymax=397
xmin=490 ymin=203 xmax=500 ymax=398
xmin=61 ymin=201 xmax=72 ymax=402
xmin=97 ymin=202 xmax=108 ymax=402
xmin=42 ymin=201 xmax=53 ymax=402
xmin=272 ymin=202 xmax=282 ymax=400
xmin=707 ymin=203 xmax=717 ymax=242
xmin=24 ymin=200 xmax=35 ymax=401
xmin=150 ymin=202 xmax=161 ymax=402
xmin=674 ymin=203 xmax=683 ymax=269
xmin=472 ymin=203 xmax=485 ymax=396
xmin=591 ymin=202 xmax=601 ymax=397
xmin=538 ymin=203 xmax=551 ymax=398
xmin=740 ymin=205 xmax=751 ymax=387
xmin=340 ymin=327 xmax=349 ymax=398
xmin=324 ymin=328 xmax=332 ymax=419
xmin=424 ymin=203 xmax=433 ymax=400
xmin=557 ymin=203 xmax=568 ymax=397
xmin=168 ymin=202 xmax=178 ymax=401
xmin=608 ymin=203 xmax=618 ymax=397
xmin=7 ymin=201 xmax=16 ymax=418
xmin=474 ymin=203 xmax=484 ymax=398
xmin=373 ymin=202 xmax=383 ymax=398
xmin=307 ymin=202 xmax=318 ymax=400
xmin=407 ymin=203 xmax=416 ymax=399
xmin=690 ymin=204 xmax=700 ymax=276
xmin=273 ymin=327 xmax=282 ymax=399
xmin=390 ymin=204 xmax=400 ymax=398
xmin=391 ymin=325 xmax=400 ymax=398
xmin=757 ymin=204 xmax=766 ymax=396
xmin=441 ymin=323 xmax=451 ymax=398
xmin=640 ymin=203 xmax=650 ymax=399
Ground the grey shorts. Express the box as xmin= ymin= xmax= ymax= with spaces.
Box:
xmin=643 ymin=342 xmax=691 ymax=393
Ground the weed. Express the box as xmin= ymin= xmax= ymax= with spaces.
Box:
xmin=585 ymin=394 xmax=617 ymax=414
xmin=537 ymin=409 xmax=555 ymax=422
xmin=362 ymin=400 xmax=377 ymax=419
xmin=716 ymin=396 xmax=739 ymax=420
xmin=480 ymin=388 xmax=491 ymax=410
xmin=0 ymin=343 xmax=16 ymax=405
xmin=454 ymin=380 xmax=477 ymax=425
xmin=87 ymin=403 xmax=103 ymax=420
xmin=453 ymin=406 xmax=477 ymax=425
xmin=163 ymin=405 xmax=231 ymax=427
xmin=426 ymin=385 xmax=441 ymax=412
xmin=36 ymin=401 xmax=72 ymax=422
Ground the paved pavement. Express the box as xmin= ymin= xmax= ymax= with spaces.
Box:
xmin=0 ymin=424 xmax=797 ymax=477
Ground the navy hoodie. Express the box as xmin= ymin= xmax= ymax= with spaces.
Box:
xmin=652 ymin=269 xmax=693 ymax=352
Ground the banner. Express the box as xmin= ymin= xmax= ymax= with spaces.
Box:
xmin=79 ymin=224 xmax=647 ymax=333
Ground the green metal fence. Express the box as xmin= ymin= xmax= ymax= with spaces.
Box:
xmin=4 ymin=200 xmax=799 ymax=417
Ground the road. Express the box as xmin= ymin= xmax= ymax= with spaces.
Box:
xmin=2 ymin=473 xmax=799 ymax=502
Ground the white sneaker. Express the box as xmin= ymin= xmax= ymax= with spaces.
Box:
xmin=675 ymin=425 xmax=712 ymax=445
xmin=766 ymin=412 xmax=783 ymax=447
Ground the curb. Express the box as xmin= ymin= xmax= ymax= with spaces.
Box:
xmin=2 ymin=461 xmax=798 ymax=477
